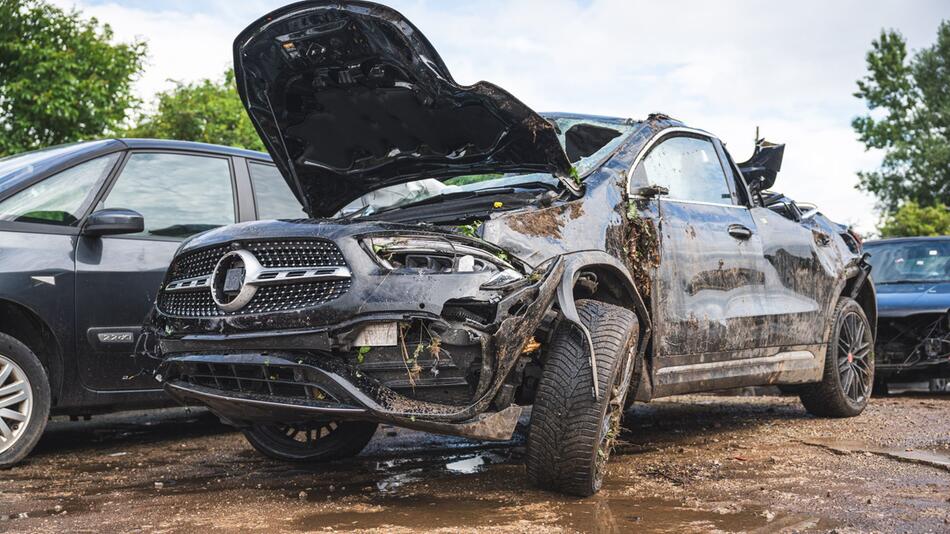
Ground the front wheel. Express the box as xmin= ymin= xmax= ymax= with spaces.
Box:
xmin=243 ymin=420 xmax=378 ymax=463
xmin=799 ymin=297 xmax=874 ymax=417
xmin=526 ymin=300 xmax=640 ymax=496
xmin=0 ymin=332 xmax=51 ymax=468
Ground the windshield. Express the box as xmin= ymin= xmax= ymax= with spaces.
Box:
xmin=339 ymin=118 xmax=637 ymax=217
xmin=865 ymin=239 xmax=950 ymax=284
xmin=0 ymin=141 xmax=110 ymax=195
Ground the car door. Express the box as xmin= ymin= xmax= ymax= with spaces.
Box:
xmin=0 ymin=151 xmax=122 ymax=400
xmin=750 ymin=208 xmax=837 ymax=347
xmin=74 ymin=151 xmax=239 ymax=391
xmin=715 ymin=145 xmax=839 ymax=350
xmin=632 ymin=132 xmax=771 ymax=383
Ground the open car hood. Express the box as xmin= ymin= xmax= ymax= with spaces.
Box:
xmin=234 ymin=1 xmax=574 ymax=217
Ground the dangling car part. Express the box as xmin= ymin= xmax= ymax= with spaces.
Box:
xmin=148 ymin=0 xmax=876 ymax=496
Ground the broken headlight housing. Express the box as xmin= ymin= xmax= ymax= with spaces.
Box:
xmin=362 ymin=235 xmax=520 ymax=278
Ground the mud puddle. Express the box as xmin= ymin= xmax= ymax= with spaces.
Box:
xmin=291 ymin=490 xmax=824 ymax=533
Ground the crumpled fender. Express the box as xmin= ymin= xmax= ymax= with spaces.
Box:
xmin=553 ymin=250 xmax=652 ymax=399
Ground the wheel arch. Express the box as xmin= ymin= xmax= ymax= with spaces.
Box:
xmin=553 ymin=251 xmax=654 ymax=400
xmin=0 ymin=299 xmax=63 ymax=403
xmin=842 ymin=265 xmax=877 ymax=340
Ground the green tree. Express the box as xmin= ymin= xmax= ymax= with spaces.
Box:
xmin=853 ymin=22 xmax=950 ymax=214
xmin=0 ymin=0 xmax=146 ymax=156
xmin=125 ymin=70 xmax=264 ymax=151
xmin=879 ymin=201 xmax=950 ymax=237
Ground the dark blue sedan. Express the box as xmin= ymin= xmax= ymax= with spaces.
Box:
xmin=864 ymin=236 xmax=950 ymax=392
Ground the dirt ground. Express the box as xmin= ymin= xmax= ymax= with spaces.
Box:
xmin=1 ymin=389 xmax=948 ymax=533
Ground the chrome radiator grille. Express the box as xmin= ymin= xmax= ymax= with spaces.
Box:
xmin=158 ymin=239 xmax=351 ymax=317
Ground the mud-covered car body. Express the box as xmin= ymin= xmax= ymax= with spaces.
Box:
xmin=864 ymin=237 xmax=950 ymax=384
xmin=147 ymin=1 xmax=875 ymax=448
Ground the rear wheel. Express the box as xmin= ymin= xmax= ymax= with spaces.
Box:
xmin=526 ymin=300 xmax=639 ymax=496
xmin=243 ymin=420 xmax=378 ymax=462
xmin=799 ymin=297 xmax=874 ymax=417
xmin=0 ymin=332 xmax=51 ymax=468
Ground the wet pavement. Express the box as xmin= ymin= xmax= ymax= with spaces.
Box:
xmin=1 ymin=392 xmax=948 ymax=533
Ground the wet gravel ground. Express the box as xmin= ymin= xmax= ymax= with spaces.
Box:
xmin=1 ymin=390 xmax=948 ymax=533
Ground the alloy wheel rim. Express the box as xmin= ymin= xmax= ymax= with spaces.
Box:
xmin=272 ymin=421 xmax=340 ymax=448
xmin=837 ymin=311 xmax=872 ymax=404
xmin=594 ymin=346 xmax=636 ymax=485
xmin=0 ymin=354 xmax=33 ymax=455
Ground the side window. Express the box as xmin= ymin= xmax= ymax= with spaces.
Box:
xmin=640 ymin=136 xmax=733 ymax=205
xmin=103 ymin=153 xmax=235 ymax=239
xmin=248 ymin=162 xmax=308 ymax=219
xmin=0 ymin=153 xmax=118 ymax=226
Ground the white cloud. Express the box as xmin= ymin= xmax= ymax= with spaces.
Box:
xmin=51 ymin=0 xmax=950 ymax=233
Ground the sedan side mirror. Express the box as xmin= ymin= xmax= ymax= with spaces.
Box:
xmin=82 ymin=208 xmax=144 ymax=237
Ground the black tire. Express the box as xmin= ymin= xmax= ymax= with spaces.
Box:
xmin=243 ymin=420 xmax=378 ymax=462
xmin=799 ymin=297 xmax=874 ymax=417
xmin=0 ymin=332 xmax=51 ymax=468
xmin=526 ymin=300 xmax=639 ymax=496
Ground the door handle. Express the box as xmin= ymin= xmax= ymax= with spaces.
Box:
xmin=728 ymin=224 xmax=753 ymax=240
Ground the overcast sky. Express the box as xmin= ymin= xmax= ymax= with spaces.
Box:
xmin=50 ymin=0 xmax=950 ymax=234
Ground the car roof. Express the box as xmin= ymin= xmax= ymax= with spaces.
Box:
xmin=864 ymin=236 xmax=950 ymax=246
xmin=115 ymin=139 xmax=272 ymax=161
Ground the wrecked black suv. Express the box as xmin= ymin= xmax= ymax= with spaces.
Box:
xmin=147 ymin=1 xmax=876 ymax=496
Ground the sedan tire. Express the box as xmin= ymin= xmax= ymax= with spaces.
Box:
xmin=0 ymin=332 xmax=51 ymax=468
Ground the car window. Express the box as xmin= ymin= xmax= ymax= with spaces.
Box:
xmin=103 ymin=153 xmax=235 ymax=239
xmin=640 ymin=136 xmax=733 ymax=205
xmin=248 ymin=162 xmax=308 ymax=219
xmin=865 ymin=240 xmax=950 ymax=284
xmin=0 ymin=141 xmax=112 ymax=192
xmin=0 ymin=153 xmax=118 ymax=226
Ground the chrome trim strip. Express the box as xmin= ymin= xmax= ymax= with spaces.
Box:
xmin=165 ymin=275 xmax=211 ymax=292
xmin=165 ymin=266 xmax=350 ymax=292
xmin=656 ymin=351 xmax=815 ymax=377
xmin=251 ymin=265 xmax=351 ymax=285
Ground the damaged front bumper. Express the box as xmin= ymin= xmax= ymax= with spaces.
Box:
xmin=156 ymin=257 xmax=564 ymax=441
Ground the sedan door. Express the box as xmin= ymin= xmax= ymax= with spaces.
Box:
xmin=631 ymin=132 xmax=772 ymax=393
xmin=74 ymin=151 xmax=239 ymax=391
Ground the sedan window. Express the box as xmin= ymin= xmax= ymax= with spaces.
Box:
xmin=248 ymin=162 xmax=308 ymax=220
xmin=865 ymin=240 xmax=950 ymax=284
xmin=640 ymin=136 xmax=733 ymax=205
xmin=103 ymin=153 xmax=235 ymax=239
xmin=0 ymin=153 xmax=118 ymax=226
